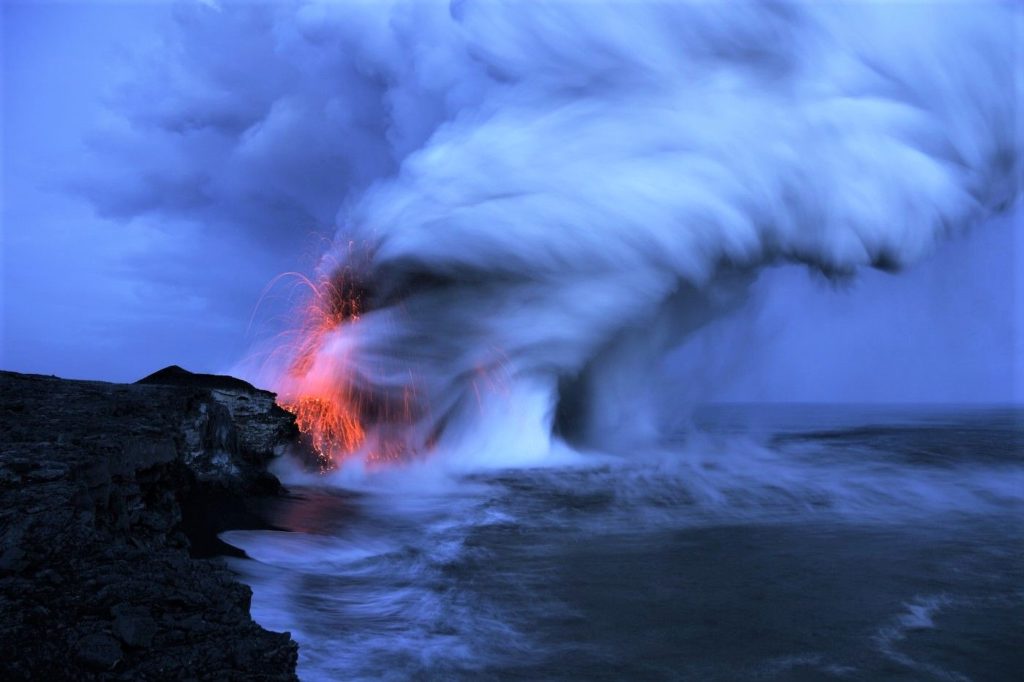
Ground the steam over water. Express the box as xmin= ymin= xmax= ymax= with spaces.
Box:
xmin=265 ymin=0 xmax=1020 ymax=455
xmin=163 ymin=1 xmax=1024 ymax=679
xmin=225 ymin=406 xmax=1024 ymax=680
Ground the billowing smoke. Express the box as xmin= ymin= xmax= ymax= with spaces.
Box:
xmin=85 ymin=1 xmax=1021 ymax=462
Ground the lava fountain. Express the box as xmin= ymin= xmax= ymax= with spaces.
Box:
xmin=273 ymin=256 xmax=419 ymax=470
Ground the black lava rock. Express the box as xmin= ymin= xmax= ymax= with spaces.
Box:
xmin=112 ymin=604 xmax=157 ymax=648
xmin=76 ymin=633 xmax=124 ymax=671
xmin=136 ymin=365 xmax=263 ymax=394
xmin=0 ymin=370 xmax=301 ymax=680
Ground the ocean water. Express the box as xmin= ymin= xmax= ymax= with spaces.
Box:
xmin=223 ymin=405 xmax=1023 ymax=681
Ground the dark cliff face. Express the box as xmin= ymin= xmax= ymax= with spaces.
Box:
xmin=0 ymin=369 xmax=300 ymax=681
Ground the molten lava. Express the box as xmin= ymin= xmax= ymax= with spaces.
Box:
xmin=275 ymin=266 xmax=374 ymax=469
xmin=289 ymin=394 xmax=366 ymax=466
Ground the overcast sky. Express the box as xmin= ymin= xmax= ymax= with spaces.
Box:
xmin=1 ymin=0 xmax=1020 ymax=402
xmin=2 ymin=0 xmax=316 ymax=382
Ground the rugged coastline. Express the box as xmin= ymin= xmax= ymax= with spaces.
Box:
xmin=0 ymin=368 xmax=301 ymax=680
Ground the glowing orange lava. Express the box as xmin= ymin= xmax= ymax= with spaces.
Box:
xmin=270 ymin=258 xmax=418 ymax=470
xmin=275 ymin=266 xmax=372 ymax=469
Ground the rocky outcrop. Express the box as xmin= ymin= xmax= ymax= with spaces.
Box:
xmin=137 ymin=364 xmax=296 ymax=492
xmin=0 ymin=369 xmax=301 ymax=680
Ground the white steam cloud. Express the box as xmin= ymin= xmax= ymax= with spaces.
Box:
xmin=88 ymin=1 xmax=1021 ymax=458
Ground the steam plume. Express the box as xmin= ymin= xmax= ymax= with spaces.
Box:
xmin=88 ymin=1 xmax=1022 ymax=461
xmin=287 ymin=1 xmax=1019 ymax=460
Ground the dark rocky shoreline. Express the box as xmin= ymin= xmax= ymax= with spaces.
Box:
xmin=0 ymin=368 xmax=302 ymax=680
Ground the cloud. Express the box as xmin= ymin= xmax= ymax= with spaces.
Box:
xmin=68 ymin=1 xmax=481 ymax=248
xmin=8 ymin=0 xmax=1017 ymax=420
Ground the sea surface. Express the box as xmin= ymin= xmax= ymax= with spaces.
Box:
xmin=223 ymin=405 xmax=1023 ymax=681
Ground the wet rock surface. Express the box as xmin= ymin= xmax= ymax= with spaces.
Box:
xmin=0 ymin=369 xmax=300 ymax=680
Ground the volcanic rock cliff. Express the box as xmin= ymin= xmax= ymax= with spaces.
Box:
xmin=0 ymin=368 xmax=300 ymax=680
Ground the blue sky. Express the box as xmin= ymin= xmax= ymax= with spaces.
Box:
xmin=1 ymin=0 xmax=1020 ymax=402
